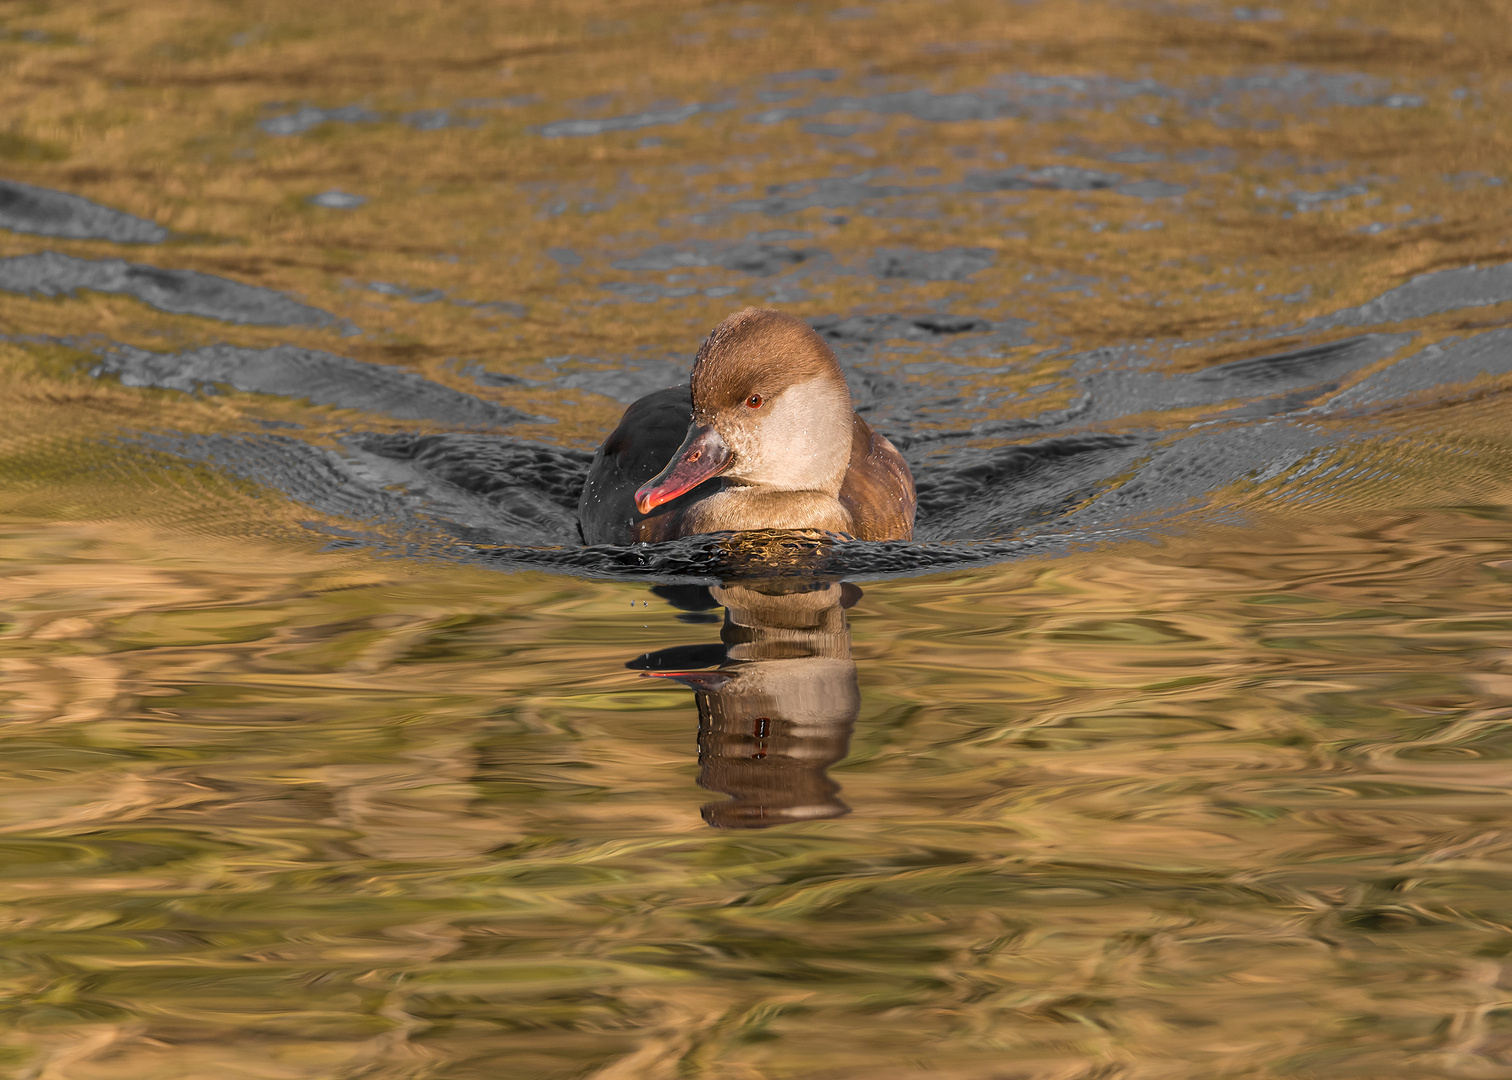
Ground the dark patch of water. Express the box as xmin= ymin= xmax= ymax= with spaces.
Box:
xmin=256 ymin=104 xmax=482 ymax=138
xmin=1328 ymin=328 xmax=1512 ymax=409
xmin=0 ymin=178 xmax=168 ymax=243
xmin=1195 ymin=335 xmax=1389 ymax=384
xmin=612 ymin=240 xmax=823 ymax=276
xmin=748 ymin=88 xmax=1027 ymax=125
xmin=260 ymin=103 xmax=381 ymax=135
xmin=362 ymin=279 xmax=527 ymax=318
xmin=458 ymin=360 xmax=540 ymax=389
xmin=911 ymin=432 xmax=1149 ymax=537
xmin=801 ymin=121 xmax=863 ymax=137
xmin=357 ymin=432 xmax=590 ymax=509
xmin=868 ymin=246 xmax=994 ymax=281
xmin=1255 ymin=182 xmax=1370 ymax=212
xmin=544 ymin=355 xmax=688 ymax=404
xmin=768 ymin=68 xmax=840 ymax=83
xmin=728 ymin=173 xmax=916 ymax=216
xmin=1106 ymin=148 xmax=1166 ymax=163
xmin=963 ymin=165 xmax=1124 ymax=192
xmin=600 ymin=281 xmax=743 ymax=302
xmin=538 ymin=102 xmax=732 ymax=137
xmin=722 ymin=243 xmax=820 ymax=276
xmin=1298 ymin=260 xmax=1512 ymax=332
xmin=811 ymin=311 xmax=1001 ymax=344
xmin=727 ymin=164 xmax=1183 ymax=217
xmin=93 ymin=342 xmax=548 ymax=427
xmin=0 ymin=252 xmax=343 ymax=329
xmin=1059 ymin=421 xmax=1345 ymax=528
xmin=1059 ymin=333 xmax=1409 ymax=429
xmin=1194 ymin=69 xmax=1424 ymax=114
xmin=453 ymin=94 xmax=540 ymax=109
xmin=366 ymin=280 xmax=445 ymax=303
xmin=1117 ymin=179 xmax=1187 ymax=198
xmin=400 ymin=108 xmax=481 ymax=131
xmin=351 ymin=432 xmax=591 ymax=539
xmin=1229 ymin=7 xmax=1285 ymax=21
xmin=737 ymin=69 xmax=1419 ymax=134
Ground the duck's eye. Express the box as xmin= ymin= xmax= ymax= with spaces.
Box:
xmin=746 ymin=394 xmax=763 ymax=409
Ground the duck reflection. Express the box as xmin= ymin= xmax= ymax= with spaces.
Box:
xmin=630 ymin=579 xmax=863 ymax=828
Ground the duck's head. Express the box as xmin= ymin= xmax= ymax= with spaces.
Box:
xmin=635 ymin=308 xmax=853 ymax=514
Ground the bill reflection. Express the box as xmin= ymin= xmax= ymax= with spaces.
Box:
xmin=630 ymin=579 xmax=862 ymax=828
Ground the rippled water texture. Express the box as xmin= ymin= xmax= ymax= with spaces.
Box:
xmin=4 ymin=2 xmax=1512 ymax=1077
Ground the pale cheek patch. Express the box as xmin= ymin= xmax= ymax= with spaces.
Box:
xmin=724 ymin=377 xmax=851 ymax=491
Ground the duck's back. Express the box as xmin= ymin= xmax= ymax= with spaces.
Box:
xmin=577 ymin=386 xmax=694 ymax=544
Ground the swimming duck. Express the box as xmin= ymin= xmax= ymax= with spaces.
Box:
xmin=577 ymin=307 xmax=916 ymax=544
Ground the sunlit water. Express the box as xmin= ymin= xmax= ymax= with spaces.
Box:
xmin=3 ymin=1 xmax=1512 ymax=1077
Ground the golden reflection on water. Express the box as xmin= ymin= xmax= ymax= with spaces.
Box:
xmin=3 ymin=0 xmax=1511 ymax=448
xmin=4 ymin=508 xmax=1512 ymax=1077
xmin=4 ymin=0 xmax=1512 ymax=1076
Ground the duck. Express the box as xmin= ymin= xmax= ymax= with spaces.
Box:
xmin=577 ymin=307 xmax=916 ymax=545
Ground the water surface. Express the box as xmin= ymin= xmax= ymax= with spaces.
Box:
xmin=3 ymin=1 xmax=1512 ymax=1076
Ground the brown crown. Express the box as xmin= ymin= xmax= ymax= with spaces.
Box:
xmin=689 ymin=308 xmax=847 ymax=416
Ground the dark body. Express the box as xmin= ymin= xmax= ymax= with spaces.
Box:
xmin=578 ymin=386 xmax=696 ymax=545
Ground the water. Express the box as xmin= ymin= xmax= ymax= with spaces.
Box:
xmin=3 ymin=1 xmax=1512 ymax=1076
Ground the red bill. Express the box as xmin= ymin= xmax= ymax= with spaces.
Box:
xmin=635 ymin=424 xmax=733 ymax=514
